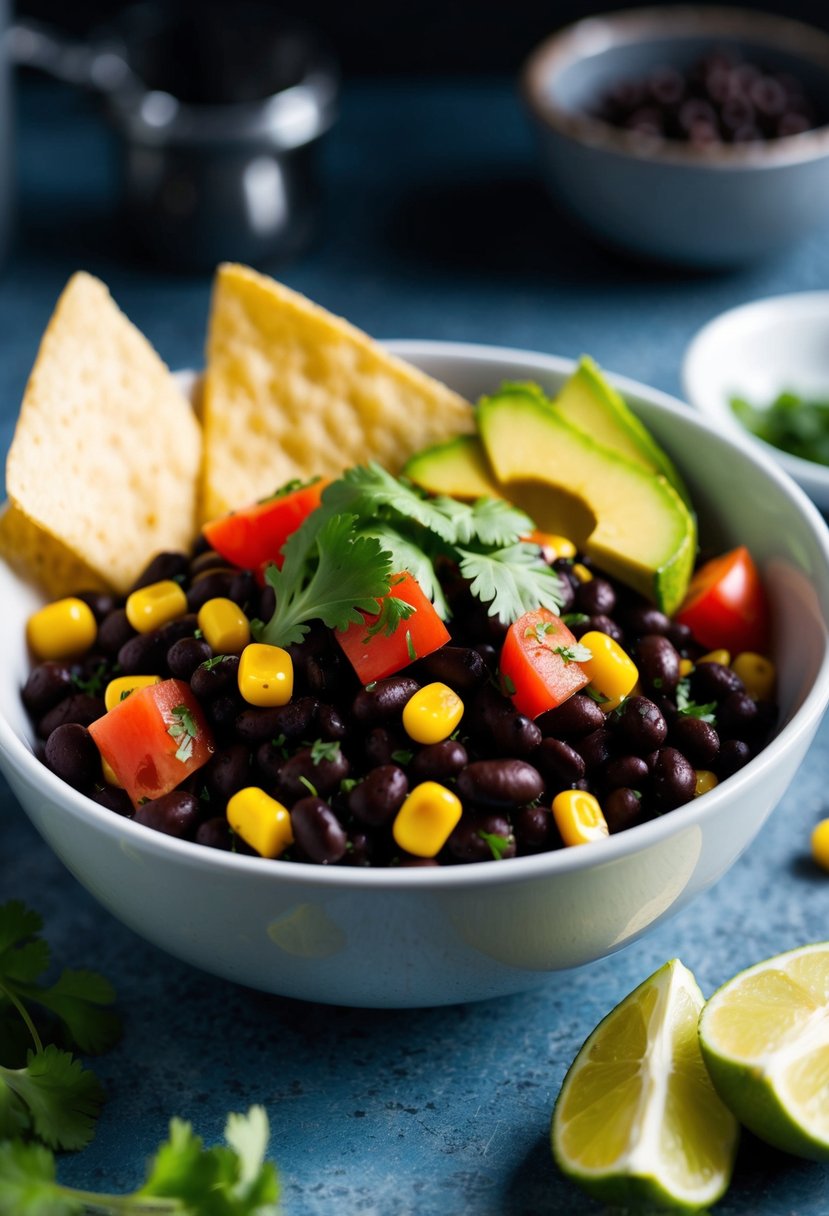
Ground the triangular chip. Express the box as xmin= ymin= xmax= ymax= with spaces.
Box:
xmin=0 ymin=502 xmax=108 ymax=599
xmin=4 ymin=272 xmax=202 ymax=595
xmin=201 ymin=264 xmax=473 ymax=521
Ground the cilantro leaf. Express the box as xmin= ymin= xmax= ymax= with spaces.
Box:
xmin=256 ymin=513 xmax=394 ymax=648
xmin=457 ymin=544 xmax=564 ymax=624
xmin=0 ymin=1046 xmax=104 ymax=1151
xmin=70 ymin=662 xmax=107 ymax=698
xmin=357 ymin=524 xmax=450 ymax=619
xmin=456 ymin=498 xmax=534 ymax=547
xmin=362 ymin=594 xmax=416 ymax=642
xmin=309 ymin=740 xmax=341 ymax=766
xmin=552 ymin=642 xmax=593 ymax=665
xmin=478 ymin=830 xmax=513 ymax=861
xmin=676 ymin=679 xmax=717 ymax=723
xmin=323 ymin=464 xmax=462 ymax=543
xmin=167 ymin=705 xmax=199 ymax=764
xmin=0 ymin=1140 xmax=79 ymax=1216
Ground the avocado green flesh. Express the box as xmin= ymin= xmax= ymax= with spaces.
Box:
xmin=553 ymin=357 xmax=691 ymax=507
xmin=403 ymin=435 xmax=501 ymax=500
xmin=477 ymin=394 xmax=696 ymax=615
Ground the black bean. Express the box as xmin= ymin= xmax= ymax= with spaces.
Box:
xmin=44 ymin=723 xmax=100 ymax=789
xmin=604 ymin=754 xmax=649 ymax=790
xmin=671 ymin=717 xmax=720 ymax=767
xmin=89 ymin=784 xmax=133 ymax=817
xmin=318 ymin=703 xmax=348 ymax=742
xmin=158 ymin=614 xmax=200 ymax=649
xmin=623 ymin=605 xmax=672 ymax=637
xmin=446 ymin=813 xmax=515 ymax=863
xmin=134 ymin=791 xmax=201 ymax=839
xmin=351 ymin=677 xmax=419 ymax=726
xmin=717 ymin=739 xmax=752 ymax=777
xmin=650 ymin=747 xmax=696 ymax=810
xmin=186 ymin=570 xmax=236 ymax=612
xmin=348 ymin=765 xmax=408 ymax=826
xmin=76 ymin=591 xmax=118 ymax=622
xmin=206 ymin=744 xmax=251 ymax=799
xmin=306 ymin=651 xmax=349 ymax=698
xmin=291 ymin=797 xmax=347 ymax=864
xmin=553 ymin=575 xmax=575 ymax=615
xmin=38 ymin=694 xmax=105 ymax=740
xmin=717 ymin=692 xmax=759 ymax=739
xmin=419 ymin=646 xmax=488 ymax=693
xmin=190 ymin=654 xmax=241 ymax=699
xmin=574 ymin=728 xmax=613 ymax=770
xmin=131 ymin=552 xmax=189 ymax=591
xmin=604 ymin=788 xmax=645 ymax=834
xmin=196 ymin=817 xmax=233 ymax=850
xmin=513 ymin=804 xmax=557 ymax=854
xmin=575 ymin=577 xmax=616 ymax=617
xmin=533 ymin=737 xmax=585 ymax=787
xmin=409 ymin=739 xmax=468 ymax=783
xmin=666 ymin=621 xmax=694 ymax=652
xmin=206 ymin=694 xmax=245 ymax=734
xmin=258 ymin=585 xmax=276 ymax=620
xmin=279 ymin=746 xmax=349 ymax=802
xmin=235 ymin=697 xmax=319 ymax=744
xmin=612 ymin=696 xmax=668 ymax=754
xmin=228 ymin=570 xmax=258 ymax=612
xmin=117 ymin=631 xmax=169 ymax=676
xmin=690 ymin=661 xmax=744 ymax=701
xmin=364 ymin=727 xmax=405 ymax=767
xmin=189 ymin=549 xmax=227 ymax=578
xmin=167 ymin=637 xmax=213 ymax=681
xmin=490 ymin=711 xmax=542 ymax=758
xmin=97 ymin=608 xmax=136 ymax=657
xmin=22 ymin=662 xmax=74 ymax=716
xmin=585 ymin=614 xmax=625 ymax=645
xmin=536 ymin=694 xmax=604 ymax=739
xmin=255 ymin=739 xmax=284 ymax=786
xmin=457 ymin=760 xmax=544 ymax=809
xmin=473 ymin=643 xmax=499 ymax=673
xmin=636 ymin=635 xmax=680 ymax=696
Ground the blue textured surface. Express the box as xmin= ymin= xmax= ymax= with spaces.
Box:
xmin=1 ymin=75 xmax=829 ymax=1214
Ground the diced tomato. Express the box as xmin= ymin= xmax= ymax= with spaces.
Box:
xmin=202 ymin=479 xmax=329 ymax=579
xmin=336 ymin=572 xmax=450 ymax=684
xmin=676 ymin=546 xmax=770 ymax=655
xmin=499 ymin=608 xmax=590 ymax=719
xmin=89 ymin=679 xmax=214 ymax=808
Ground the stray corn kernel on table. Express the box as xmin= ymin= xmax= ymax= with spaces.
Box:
xmin=2 ymin=74 xmax=829 ymax=1216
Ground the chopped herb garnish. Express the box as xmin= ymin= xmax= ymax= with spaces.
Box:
xmin=391 ymin=749 xmax=414 ymax=765
xmin=676 ymin=679 xmax=717 ymax=723
xmin=553 ymin=642 xmax=593 ymax=665
xmin=310 ymin=739 xmax=342 ymax=765
xmin=259 ymin=475 xmax=320 ymax=503
xmin=362 ymin=594 xmax=416 ymax=643
xmin=405 ymin=629 xmax=417 ymax=662
xmin=524 ymin=620 xmax=557 ymax=643
xmin=298 ymin=775 xmax=318 ymax=797
xmin=562 ymin=612 xmax=590 ymax=627
xmin=478 ymin=830 xmax=513 ymax=861
xmin=193 ymin=627 xmax=203 ymax=640
xmin=167 ymin=704 xmax=199 ymax=763
xmin=119 ymin=689 xmax=132 ymax=702
xmin=70 ymin=662 xmax=108 ymax=697
xmin=365 ymin=681 xmax=377 ymax=692
xmin=340 ymin=777 xmax=358 ymax=794
xmin=199 ymin=786 xmax=211 ymax=803
xmin=501 ymin=672 xmax=516 ymax=696
xmin=585 ymin=686 xmax=609 ymax=704
xmin=200 ymin=654 xmax=229 ymax=672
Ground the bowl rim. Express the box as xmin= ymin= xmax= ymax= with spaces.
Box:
xmin=682 ymin=290 xmax=829 ymax=487
xmin=521 ymin=4 xmax=829 ymax=169
xmin=4 ymin=337 xmax=829 ymax=892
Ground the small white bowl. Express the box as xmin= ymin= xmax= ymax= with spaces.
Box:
xmin=683 ymin=292 xmax=829 ymax=511
xmin=3 ymin=341 xmax=829 ymax=1008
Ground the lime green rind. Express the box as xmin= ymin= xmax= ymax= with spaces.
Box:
xmin=550 ymin=1164 xmax=727 ymax=1213
xmin=554 ymin=356 xmax=693 ymax=509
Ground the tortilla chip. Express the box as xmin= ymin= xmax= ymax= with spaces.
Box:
xmin=201 ymin=264 xmax=473 ymax=521
xmin=0 ymin=502 xmax=108 ymax=598
xmin=5 ymin=272 xmax=202 ymax=595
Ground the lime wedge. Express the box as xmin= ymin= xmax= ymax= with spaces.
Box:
xmin=552 ymin=959 xmax=739 ymax=1211
xmin=699 ymin=942 xmax=829 ymax=1161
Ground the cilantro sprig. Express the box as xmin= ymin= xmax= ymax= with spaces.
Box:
xmin=0 ymin=902 xmax=119 ymax=1151
xmin=676 ymin=678 xmax=717 ymax=723
xmin=167 ymin=706 xmax=199 ymax=763
xmin=0 ymin=1105 xmax=279 ymax=1215
xmin=251 ymin=461 xmax=565 ymax=648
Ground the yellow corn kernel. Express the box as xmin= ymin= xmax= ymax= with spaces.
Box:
xmin=578 ymin=630 xmax=638 ymax=712
xmin=238 ymin=643 xmax=293 ymax=707
xmin=101 ymin=757 xmax=122 ymax=788
xmin=227 ymin=787 xmax=294 ymax=859
xmin=552 ymin=789 xmax=609 ymax=847
xmin=198 ymin=597 xmax=251 ymax=655
xmin=26 ymin=597 xmax=97 ymax=661
xmin=698 ymin=648 xmax=730 ymax=667
xmin=571 ymin=562 xmax=593 ymax=583
xmin=694 ymin=770 xmax=719 ymax=797
xmin=533 ymin=532 xmax=577 ymax=561
xmin=731 ymin=652 xmax=776 ymax=701
xmin=812 ymin=819 xmax=829 ymax=872
xmin=392 ymin=781 xmax=462 ymax=858
xmin=125 ymin=579 xmax=187 ymax=634
xmin=679 ymin=658 xmax=695 ymax=678
xmin=104 ymin=674 xmax=161 ymax=712
xmin=402 ymin=682 xmax=464 ymax=744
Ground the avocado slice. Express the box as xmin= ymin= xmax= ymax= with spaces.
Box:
xmin=477 ymin=387 xmax=697 ymax=615
xmin=553 ymin=357 xmax=691 ymax=507
xmin=403 ymin=435 xmax=501 ymax=500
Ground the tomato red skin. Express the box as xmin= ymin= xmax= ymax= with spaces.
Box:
xmin=676 ymin=546 xmax=770 ymax=654
xmin=500 ymin=609 xmax=590 ymax=719
xmin=202 ymin=481 xmax=328 ymax=579
xmin=336 ymin=572 xmax=450 ymax=683
xmin=89 ymin=679 xmax=214 ymax=808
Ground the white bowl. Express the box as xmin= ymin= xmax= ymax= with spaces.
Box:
xmin=2 ymin=340 xmax=829 ymax=1008
xmin=683 ymin=292 xmax=829 ymax=510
